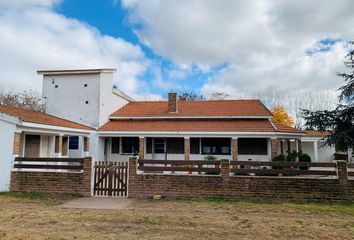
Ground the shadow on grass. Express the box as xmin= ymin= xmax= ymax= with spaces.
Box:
xmin=0 ymin=192 xmax=80 ymax=205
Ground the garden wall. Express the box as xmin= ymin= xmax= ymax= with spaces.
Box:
xmin=129 ymin=158 xmax=354 ymax=201
xmin=10 ymin=157 xmax=92 ymax=196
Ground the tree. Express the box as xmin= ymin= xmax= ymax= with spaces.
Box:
xmin=302 ymin=41 xmax=354 ymax=152
xmin=178 ymin=92 xmax=205 ymax=101
xmin=271 ymin=106 xmax=294 ymax=126
xmin=0 ymin=89 xmax=46 ymax=112
xmin=209 ymin=92 xmax=230 ymax=100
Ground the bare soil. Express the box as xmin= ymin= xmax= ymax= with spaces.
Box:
xmin=0 ymin=194 xmax=353 ymax=240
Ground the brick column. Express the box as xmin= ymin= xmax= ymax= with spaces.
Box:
xmin=82 ymin=157 xmax=92 ymax=196
xmin=54 ymin=135 xmax=63 ymax=157
xmin=231 ymin=138 xmax=238 ymax=161
xmin=12 ymin=132 xmax=22 ymax=156
xmin=184 ymin=137 xmax=190 ymax=160
xmin=139 ymin=137 xmax=145 ymax=160
xmin=220 ymin=159 xmax=230 ymax=181
xmin=336 ymin=160 xmax=348 ymax=182
xmin=83 ymin=137 xmax=90 ymax=157
xmin=271 ymin=139 xmax=278 ymax=160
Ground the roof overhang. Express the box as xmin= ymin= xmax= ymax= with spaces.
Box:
xmin=97 ymin=130 xmax=305 ymax=138
xmin=18 ymin=121 xmax=93 ymax=136
xmin=37 ymin=68 xmax=117 ymax=75
xmin=109 ymin=116 xmax=272 ymax=120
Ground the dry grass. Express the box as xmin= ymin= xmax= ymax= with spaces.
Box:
xmin=0 ymin=193 xmax=353 ymax=240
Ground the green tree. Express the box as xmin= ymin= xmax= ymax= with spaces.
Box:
xmin=302 ymin=42 xmax=354 ymax=151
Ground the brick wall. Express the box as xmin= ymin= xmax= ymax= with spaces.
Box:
xmin=10 ymin=157 xmax=92 ymax=196
xmin=129 ymin=158 xmax=354 ymax=201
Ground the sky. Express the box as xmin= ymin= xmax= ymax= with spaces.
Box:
xmin=0 ymin=0 xmax=353 ymax=100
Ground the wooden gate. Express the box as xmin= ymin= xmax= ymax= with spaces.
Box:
xmin=93 ymin=161 xmax=128 ymax=197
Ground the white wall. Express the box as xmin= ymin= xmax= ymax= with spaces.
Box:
xmin=43 ymin=74 xmax=101 ymax=128
xmin=288 ymin=140 xmax=335 ymax=162
xmin=42 ymin=72 xmax=130 ymax=129
xmin=99 ymin=72 xmax=129 ymax=127
xmin=0 ymin=120 xmax=16 ymax=191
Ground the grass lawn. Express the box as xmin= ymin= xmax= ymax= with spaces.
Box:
xmin=0 ymin=193 xmax=353 ymax=240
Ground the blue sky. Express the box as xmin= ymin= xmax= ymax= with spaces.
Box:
xmin=56 ymin=0 xmax=220 ymax=98
xmin=0 ymin=0 xmax=353 ymax=101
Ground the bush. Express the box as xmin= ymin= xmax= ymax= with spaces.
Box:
xmin=204 ymin=155 xmax=217 ymax=161
xmin=273 ymin=154 xmax=287 ymax=162
xmin=299 ymin=153 xmax=311 ymax=170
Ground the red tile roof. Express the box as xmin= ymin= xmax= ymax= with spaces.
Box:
xmin=305 ymin=130 xmax=330 ymax=138
xmin=0 ymin=105 xmax=93 ymax=130
xmin=110 ymin=100 xmax=272 ymax=117
xmin=99 ymin=119 xmax=304 ymax=134
xmin=272 ymin=122 xmax=304 ymax=134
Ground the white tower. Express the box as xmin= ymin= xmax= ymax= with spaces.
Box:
xmin=38 ymin=69 xmax=133 ymax=128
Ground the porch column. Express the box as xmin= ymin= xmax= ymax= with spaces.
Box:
xmin=83 ymin=137 xmax=90 ymax=157
xmin=12 ymin=131 xmax=23 ymax=157
xmin=139 ymin=137 xmax=145 ymax=160
xmin=184 ymin=137 xmax=190 ymax=161
xmin=271 ymin=138 xmax=278 ymax=160
xmin=231 ymin=137 xmax=238 ymax=161
xmin=287 ymin=140 xmax=291 ymax=156
xmin=280 ymin=140 xmax=284 ymax=155
xmin=54 ymin=135 xmax=63 ymax=157
xmin=295 ymin=139 xmax=299 ymax=152
xmin=298 ymin=139 xmax=302 ymax=152
xmin=313 ymin=141 xmax=318 ymax=162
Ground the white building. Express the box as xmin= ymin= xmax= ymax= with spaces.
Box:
xmin=0 ymin=68 xmax=340 ymax=191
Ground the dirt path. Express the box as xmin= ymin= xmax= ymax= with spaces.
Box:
xmin=0 ymin=196 xmax=353 ymax=240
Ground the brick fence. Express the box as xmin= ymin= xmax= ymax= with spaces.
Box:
xmin=10 ymin=157 xmax=92 ymax=196
xmin=129 ymin=158 xmax=354 ymax=201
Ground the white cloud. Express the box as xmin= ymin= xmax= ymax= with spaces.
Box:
xmin=0 ymin=1 xmax=150 ymax=97
xmin=122 ymin=0 xmax=354 ymax=94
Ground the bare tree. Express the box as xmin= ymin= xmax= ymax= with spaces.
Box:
xmin=209 ymin=92 xmax=230 ymax=100
xmin=178 ymin=92 xmax=205 ymax=101
xmin=0 ymin=88 xmax=46 ymax=112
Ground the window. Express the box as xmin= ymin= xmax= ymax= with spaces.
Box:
xmin=85 ymin=101 xmax=89 ymax=104
xmin=146 ymin=138 xmax=152 ymax=154
xmin=111 ymin=137 xmax=120 ymax=154
xmin=190 ymin=138 xmax=200 ymax=154
xmin=84 ymin=84 xmax=88 ymax=87
xmin=69 ymin=136 xmax=79 ymax=150
xmin=122 ymin=137 xmax=139 ymax=154
xmin=166 ymin=138 xmax=184 ymax=154
xmin=55 ymin=85 xmax=58 ymax=88
xmin=154 ymin=138 xmax=165 ymax=153
xmin=201 ymin=138 xmax=231 ymax=155
xmin=238 ymin=138 xmax=268 ymax=155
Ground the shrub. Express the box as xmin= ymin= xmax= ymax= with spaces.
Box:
xmin=298 ymin=153 xmax=311 ymax=170
xmin=204 ymin=155 xmax=217 ymax=161
xmin=273 ymin=154 xmax=287 ymax=162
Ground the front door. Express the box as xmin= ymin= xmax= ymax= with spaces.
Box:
xmin=24 ymin=135 xmax=40 ymax=158
xmin=153 ymin=138 xmax=166 ymax=160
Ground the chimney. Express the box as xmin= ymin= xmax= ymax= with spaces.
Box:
xmin=168 ymin=92 xmax=178 ymax=113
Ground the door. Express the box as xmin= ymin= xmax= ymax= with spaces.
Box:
xmin=24 ymin=135 xmax=40 ymax=157
xmin=93 ymin=161 xmax=128 ymax=197
xmin=153 ymin=138 xmax=166 ymax=160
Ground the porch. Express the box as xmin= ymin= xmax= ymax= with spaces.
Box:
xmin=13 ymin=131 xmax=90 ymax=159
xmin=101 ymin=136 xmax=305 ymax=162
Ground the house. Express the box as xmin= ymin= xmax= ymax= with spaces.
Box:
xmin=0 ymin=105 xmax=93 ymax=191
xmin=0 ymin=68 xmax=336 ymax=191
